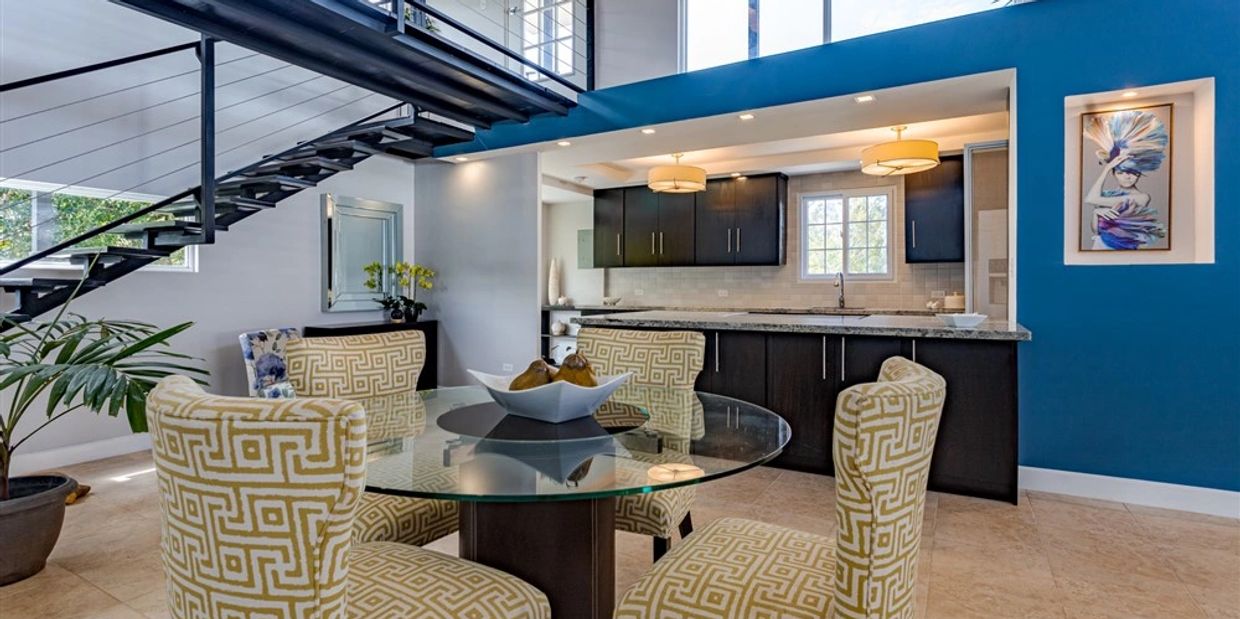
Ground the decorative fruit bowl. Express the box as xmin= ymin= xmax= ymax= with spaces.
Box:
xmin=467 ymin=370 xmax=632 ymax=424
xmin=936 ymin=313 xmax=988 ymax=328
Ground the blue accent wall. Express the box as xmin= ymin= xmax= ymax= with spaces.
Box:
xmin=444 ymin=0 xmax=1240 ymax=491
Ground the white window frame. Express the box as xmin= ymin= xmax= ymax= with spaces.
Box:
xmin=518 ymin=0 xmax=579 ymax=80
xmin=799 ymin=186 xmax=896 ymax=282
xmin=0 ymin=178 xmax=197 ymax=273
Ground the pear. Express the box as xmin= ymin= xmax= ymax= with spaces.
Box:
xmin=509 ymin=359 xmax=556 ymax=391
xmin=553 ymin=352 xmax=598 ymax=387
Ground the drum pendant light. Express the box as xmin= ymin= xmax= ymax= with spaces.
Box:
xmin=648 ymin=153 xmax=707 ymax=193
xmin=861 ymin=126 xmax=940 ymax=176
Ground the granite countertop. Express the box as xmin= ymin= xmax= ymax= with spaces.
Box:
xmin=544 ymin=304 xmax=958 ymax=317
xmin=572 ymin=310 xmax=1031 ymax=342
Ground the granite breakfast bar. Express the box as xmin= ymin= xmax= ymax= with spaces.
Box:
xmin=575 ymin=310 xmax=1032 ymax=503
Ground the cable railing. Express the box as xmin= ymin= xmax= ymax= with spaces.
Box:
xmin=363 ymin=0 xmax=593 ymax=93
xmin=0 ymin=40 xmax=403 ymax=274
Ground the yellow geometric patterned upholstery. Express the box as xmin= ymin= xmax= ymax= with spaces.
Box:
xmin=286 ymin=330 xmax=424 ymax=398
xmin=614 ymin=518 xmax=837 ymax=618
xmin=286 ymin=331 xmax=457 ymax=547
xmin=147 ymin=376 xmax=549 ymax=619
xmin=615 ymin=356 xmax=946 ymax=619
xmin=347 ymin=542 xmax=549 ymax=619
xmin=578 ymin=328 xmax=705 ymax=544
xmin=576 ymin=327 xmax=705 ymax=389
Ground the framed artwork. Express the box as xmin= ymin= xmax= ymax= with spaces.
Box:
xmin=1078 ymin=103 xmax=1173 ymax=251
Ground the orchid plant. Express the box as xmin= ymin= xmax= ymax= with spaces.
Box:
xmin=364 ymin=261 xmax=436 ymax=321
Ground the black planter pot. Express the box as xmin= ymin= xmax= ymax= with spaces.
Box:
xmin=0 ymin=475 xmax=77 ymax=585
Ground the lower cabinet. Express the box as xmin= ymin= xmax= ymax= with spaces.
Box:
xmin=678 ymin=327 xmax=1019 ymax=503
xmin=765 ymin=333 xmax=838 ymax=475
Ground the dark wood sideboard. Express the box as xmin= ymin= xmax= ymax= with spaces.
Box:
xmin=302 ymin=320 xmax=438 ymax=391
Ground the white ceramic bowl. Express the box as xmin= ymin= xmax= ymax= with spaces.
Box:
xmin=467 ymin=370 xmax=632 ymax=423
xmin=937 ymin=313 xmax=988 ymax=328
xmin=602 ymin=296 xmax=622 ymax=306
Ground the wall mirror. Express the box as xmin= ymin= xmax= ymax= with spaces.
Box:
xmin=321 ymin=194 xmax=403 ymax=312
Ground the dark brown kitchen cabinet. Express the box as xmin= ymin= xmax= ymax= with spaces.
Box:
xmin=657 ymin=192 xmax=696 ymax=265
xmin=622 ymin=188 xmax=659 ymax=267
xmin=905 ymin=154 xmax=964 ymax=263
xmin=696 ymin=331 xmax=767 ymax=407
xmin=733 ymin=174 xmax=786 ymax=265
xmin=840 ymin=335 xmax=908 ymax=388
xmin=911 ymin=338 xmax=1018 ymax=502
xmin=694 ymin=174 xmax=787 ymax=266
xmin=592 ymin=188 xmax=624 ymax=268
xmin=765 ymin=333 xmax=839 ymax=474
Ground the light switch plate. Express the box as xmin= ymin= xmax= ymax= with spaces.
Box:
xmin=501 ymin=363 xmax=514 ymax=372
xmin=634 ymin=289 xmax=644 ymax=296
xmin=717 ymin=289 xmax=729 ymax=297
xmin=931 ymin=290 xmax=946 ymax=298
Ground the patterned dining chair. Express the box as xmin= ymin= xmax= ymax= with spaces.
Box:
xmin=614 ymin=356 xmax=947 ymax=619
xmin=576 ymin=327 xmax=705 ymax=561
xmin=146 ymin=375 xmax=549 ymax=619
xmin=284 ymin=329 xmax=458 ymax=548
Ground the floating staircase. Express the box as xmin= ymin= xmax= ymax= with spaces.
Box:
xmin=0 ymin=112 xmax=475 ymax=330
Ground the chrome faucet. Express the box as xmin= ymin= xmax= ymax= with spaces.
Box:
xmin=834 ymin=272 xmax=846 ymax=309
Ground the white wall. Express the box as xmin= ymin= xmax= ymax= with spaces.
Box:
xmin=7 ymin=156 xmax=416 ymax=469
xmin=542 ymin=200 xmax=603 ymax=304
xmin=593 ymin=0 xmax=680 ymax=88
xmin=413 ymin=154 xmax=541 ymax=384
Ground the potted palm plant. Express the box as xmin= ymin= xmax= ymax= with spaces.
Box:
xmin=0 ymin=277 xmax=206 ymax=585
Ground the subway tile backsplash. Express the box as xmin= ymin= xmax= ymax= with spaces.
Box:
xmin=605 ymin=170 xmax=966 ymax=311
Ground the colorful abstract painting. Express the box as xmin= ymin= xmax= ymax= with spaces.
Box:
xmin=1079 ymin=104 xmax=1173 ymax=251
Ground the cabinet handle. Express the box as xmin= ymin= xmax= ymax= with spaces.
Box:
xmin=840 ymin=336 xmax=846 ymax=382
xmin=727 ymin=228 xmax=732 ymax=253
xmin=659 ymin=232 xmax=664 ymax=255
xmin=714 ymin=332 xmax=720 ymax=373
xmin=912 ymin=339 xmax=917 ymax=363
xmin=736 ymin=227 xmax=742 ymax=252
xmin=911 ymin=220 xmax=917 ymax=249
xmin=616 ymin=233 xmax=621 ymax=256
xmin=821 ymin=335 xmax=827 ymax=380
xmin=651 ymin=232 xmax=656 ymax=255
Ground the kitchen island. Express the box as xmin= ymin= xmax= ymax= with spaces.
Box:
xmin=574 ymin=310 xmax=1031 ymax=503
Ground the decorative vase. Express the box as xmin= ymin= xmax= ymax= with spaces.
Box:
xmin=551 ymin=320 xmax=568 ymax=336
xmin=388 ymin=308 xmax=406 ymax=323
xmin=0 ymin=475 xmax=78 ymax=585
xmin=547 ymin=258 xmax=562 ymax=306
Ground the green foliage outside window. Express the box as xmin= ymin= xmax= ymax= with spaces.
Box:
xmin=0 ymin=189 xmax=34 ymax=261
xmin=0 ymin=189 xmax=187 ymax=267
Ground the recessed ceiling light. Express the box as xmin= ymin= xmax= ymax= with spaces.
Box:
xmin=730 ymin=172 xmax=741 ymax=178
xmin=738 ymin=113 xmax=756 ymax=121
xmin=854 ymin=95 xmax=876 ymax=103
xmin=641 ymin=128 xmax=657 ymax=135
xmin=454 ymin=156 xmax=470 ymax=162
xmin=1121 ymin=90 xmax=1140 ymax=98
xmin=557 ymin=140 xmax=572 ymax=147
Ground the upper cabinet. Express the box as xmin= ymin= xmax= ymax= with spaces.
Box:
xmin=591 ymin=173 xmax=786 ymax=269
xmin=904 ymin=154 xmax=964 ymax=263
xmin=592 ymin=188 xmax=626 ymax=268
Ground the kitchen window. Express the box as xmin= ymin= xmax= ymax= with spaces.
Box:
xmin=800 ymin=188 xmax=894 ymax=280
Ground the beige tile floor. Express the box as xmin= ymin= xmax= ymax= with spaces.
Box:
xmin=3 ymin=451 xmax=1237 ymax=619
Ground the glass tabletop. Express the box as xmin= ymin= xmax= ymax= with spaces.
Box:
xmin=358 ymin=384 xmax=790 ymax=502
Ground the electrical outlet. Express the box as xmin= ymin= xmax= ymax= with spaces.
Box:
xmin=717 ymin=289 xmax=729 ymax=297
xmin=634 ymin=288 xmax=645 ymax=296
xmin=502 ymin=363 xmax=514 ymax=372
xmin=931 ymin=290 xmax=946 ymax=298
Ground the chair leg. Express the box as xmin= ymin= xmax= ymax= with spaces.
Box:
xmin=653 ymin=536 xmax=670 ymax=562
xmin=678 ymin=512 xmax=694 ymax=539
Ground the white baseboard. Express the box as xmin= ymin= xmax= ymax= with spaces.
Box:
xmin=9 ymin=434 xmax=151 ymax=477
xmin=1020 ymin=466 xmax=1240 ymax=519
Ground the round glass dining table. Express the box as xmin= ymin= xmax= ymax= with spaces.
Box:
xmin=355 ymin=384 xmax=790 ymax=619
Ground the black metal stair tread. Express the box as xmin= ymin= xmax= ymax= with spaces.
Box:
xmin=113 ymin=220 xmax=204 ymax=235
xmin=381 ymin=138 xmax=434 ymax=158
xmin=243 ymin=155 xmax=352 ymax=175
xmin=0 ymin=277 xmax=104 ymax=290
xmin=159 ymin=196 xmax=277 ymax=216
xmin=1 ymin=313 xmax=31 ymax=324
xmin=216 ymin=174 xmax=317 ymax=190
xmin=57 ymin=246 xmax=174 ymax=261
xmin=286 ymin=139 xmax=382 ymax=157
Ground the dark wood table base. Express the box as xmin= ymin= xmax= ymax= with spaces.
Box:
xmin=459 ymin=497 xmax=616 ymax=619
